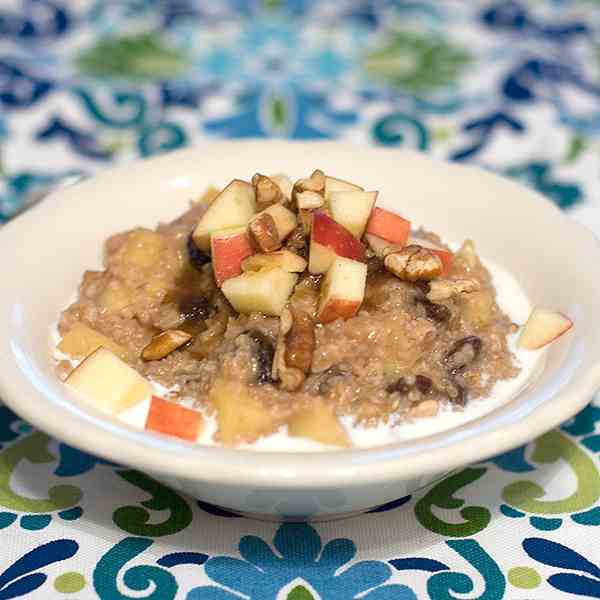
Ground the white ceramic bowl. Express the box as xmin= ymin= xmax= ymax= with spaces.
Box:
xmin=2 ymin=141 xmax=600 ymax=519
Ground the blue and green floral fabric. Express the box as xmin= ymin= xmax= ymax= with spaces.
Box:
xmin=2 ymin=1 xmax=600 ymax=598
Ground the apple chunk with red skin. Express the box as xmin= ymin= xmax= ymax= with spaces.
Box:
xmin=366 ymin=207 xmax=411 ymax=247
xmin=193 ymin=179 xmax=256 ymax=251
xmin=211 ymin=227 xmax=255 ymax=287
xmin=309 ymin=211 xmax=366 ymax=274
xmin=517 ymin=307 xmax=573 ymax=350
xmin=317 ymin=256 xmax=367 ymax=323
xmin=329 ymin=190 xmax=378 ymax=238
xmin=66 ymin=347 xmax=151 ymax=414
xmin=145 ymin=396 xmax=203 ymax=442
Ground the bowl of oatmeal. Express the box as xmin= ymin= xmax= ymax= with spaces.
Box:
xmin=1 ymin=141 xmax=599 ymax=518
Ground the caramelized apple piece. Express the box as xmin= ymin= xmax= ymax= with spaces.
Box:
xmin=288 ymin=400 xmax=350 ymax=447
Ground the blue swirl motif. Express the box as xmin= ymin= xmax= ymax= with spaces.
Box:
xmin=93 ymin=537 xmax=178 ymax=600
xmin=372 ymin=113 xmax=429 ymax=150
xmin=0 ymin=0 xmax=71 ymax=40
xmin=481 ymin=1 xmax=589 ymax=42
xmin=523 ymin=538 xmax=600 ymax=597
xmin=188 ymin=522 xmax=416 ymax=599
xmin=451 ymin=111 xmax=524 ymax=162
xmin=0 ymin=60 xmax=54 ymax=109
xmin=390 ymin=540 xmax=505 ymax=600
xmin=0 ymin=539 xmax=78 ymax=599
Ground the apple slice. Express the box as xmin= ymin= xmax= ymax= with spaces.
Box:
xmin=517 ymin=308 xmax=573 ymax=350
xmin=366 ymin=207 xmax=411 ymax=247
xmin=193 ymin=179 xmax=256 ymax=251
xmin=66 ymin=347 xmax=151 ymax=414
xmin=211 ymin=227 xmax=255 ymax=287
xmin=329 ymin=190 xmax=378 ymax=238
xmin=288 ymin=400 xmax=350 ymax=447
xmin=221 ymin=267 xmax=299 ymax=316
xmin=317 ymin=256 xmax=367 ymax=323
xmin=309 ymin=211 xmax=366 ymax=274
xmin=407 ymin=236 xmax=454 ymax=276
xmin=145 ymin=396 xmax=203 ymax=442
xmin=242 ymin=250 xmax=307 ymax=273
xmin=58 ymin=322 xmax=132 ymax=362
xmin=324 ymin=176 xmax=364 ymax=199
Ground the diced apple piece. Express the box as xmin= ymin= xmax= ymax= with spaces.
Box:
xmin=288 ymin=400 xmax=350 ymax=447
xmin=309 ymin=211 xmax=366 ymax=274
xmin=329 ymin=190 xmax=378 ymax=238
xmin=211 ymin=378 xmax=276 ymax=445
xmin=221 ymin=267 xmax=298 ymax=316
xmin=407 ymin=236 xmax=454 ymax=276
xmin=211 ymin=227 xmax=255 ymax=287
xmin=58 ymin=322 xmax=131 ymax=362
xmin=145 ymin=396 xmax=203 ymax=442
xmin=193 ymin=179 xmax=256 ymax=251
xmin=242 ymin=250 xmax=307 ymax=273
xmin=366 ymin=207 xmax=411 ymax=247
xmin=256 ymin=203 xmax=297 ymax=241
xmin=517 ymin=308 xmax=573 ymax=350
xmin=317 ymin=256 xmax=367 ymax=323
xmin=324 ymin=176 xmax=364 ymax=199
xmin=66 ymin=347 xmax=151 ymax=414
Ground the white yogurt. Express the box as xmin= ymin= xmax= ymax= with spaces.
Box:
xmin=54 ymin=259 xmax=545 ymax=451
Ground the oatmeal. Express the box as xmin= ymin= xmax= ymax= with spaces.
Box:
xmin=55 ymin=171 xmax=572 ymax=448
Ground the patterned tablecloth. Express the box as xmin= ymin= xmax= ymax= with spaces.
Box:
xmin=2 ymin=1 xmax=600 ymax=598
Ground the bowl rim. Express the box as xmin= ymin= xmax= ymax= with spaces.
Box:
xmin=2 ymin=140 xmax=600 ymax=490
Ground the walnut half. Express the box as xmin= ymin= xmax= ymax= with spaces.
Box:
xmin=384 ymin=245 xmax=443 ymax=282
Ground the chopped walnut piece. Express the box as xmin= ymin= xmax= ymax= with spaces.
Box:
xmin=272 ymin=309 xmax=305 ymax=391
xmin=384 ymin=245 xmax=443 ymax=282
xmin=142 ymin=330 xmax=192 ymax=361
xmin=249 ymin=212 xmax=281 ymax=252
xmin=427 ymin=278 xmax=480 ymax=302
xmin=294 ymin=169 xmax=326 ymax=195
xmin=285 ymin=306 xmax=315 ymax=373
xmin=252 ymin=173 xmax=283 ymax=210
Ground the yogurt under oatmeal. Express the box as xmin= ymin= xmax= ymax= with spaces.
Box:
xmin=54 ymin=170 xmax=572 ymax=449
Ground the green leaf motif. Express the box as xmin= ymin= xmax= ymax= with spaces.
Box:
xmin=113 ymin=470 xmax=193 ymax=536
xmin=0 ymin=432 xmax=82 ymax=512
xmin=502 ymin=430 xmax=600 ymax=514
xmin=364 ymin=31 xmax=471 ymax=93
xmin=76 ymin=32 xmax=189 ymax=81
xmin=287 ymin=585 xmax=316 ymax=600
xmin=415 ymin=467 xmax=491 ymax=536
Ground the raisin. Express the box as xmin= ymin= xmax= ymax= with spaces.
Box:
xmin=415 ymin=375 xmax=432 ymax=394
xmin=180 ymin=295 xmax=213 ymax=323
xmin=187 ymin=234 xmax=211 ymax=270
xmin=247 ymin=330 xmax=275 ymax=385
xmin=386 ymin=377 xmax=410 ymax=395
xmin=416 ymin=297 xmax=451 ymax=322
